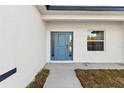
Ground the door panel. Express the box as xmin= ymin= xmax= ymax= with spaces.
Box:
xmin=51 ymin=32 xmax=73 ymax=60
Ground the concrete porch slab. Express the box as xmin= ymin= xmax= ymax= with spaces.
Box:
xmin=44 ymin=63 xmax=124 ymax=70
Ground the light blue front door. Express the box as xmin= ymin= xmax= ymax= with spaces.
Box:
xmin=51 ymin=32 xmax=73 ymax=60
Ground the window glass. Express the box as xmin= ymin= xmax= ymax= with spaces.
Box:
xmin=87 ymin=42 xmax=104 ymax=51
xmin=51 ymin=33 xmax=54 ymax=57
xmin=87 ymin=31 xmax=104 ymax=40
xmin=87 ymin=31 xmax=104 ymax=51
xmin=68 ymin=33 xmax=72 ymax=56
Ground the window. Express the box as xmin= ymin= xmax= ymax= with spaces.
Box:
xmin=51 ymin=33 xmax=54 ymax=59
xmin=68 ymin=33 xmax=73 ymax=56
xmin=87 ymin=31 xmax=104 ymax=51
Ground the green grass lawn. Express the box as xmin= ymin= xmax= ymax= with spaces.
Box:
xmin=26 ymin=69 xmax=49 ymax=88
xmin=75 ymin=69 xmax=124 ymax=88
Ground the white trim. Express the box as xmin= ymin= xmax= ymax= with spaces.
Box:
xmin=42 ymin=14 xmax=124 ymax=21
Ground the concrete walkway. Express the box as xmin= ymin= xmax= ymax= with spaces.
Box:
xmin=43 ymin=63 xmax=124 ymax=88
xmin=43 ymin=64 xmax=82 ymax=88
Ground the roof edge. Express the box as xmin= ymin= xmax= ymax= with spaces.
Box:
xmin=46 ymin=5 xmax=124 ymax=11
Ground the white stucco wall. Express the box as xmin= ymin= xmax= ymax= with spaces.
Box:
xmin=47 ymin=21 xmax=122 ymax=63
xmin=121 ymin=22 xmax=124 ymax=62
xmin=0 ymin=6 xmax=46 ymax=87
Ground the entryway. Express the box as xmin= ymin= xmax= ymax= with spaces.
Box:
xmin=51 ymin=32 xmax=73 ymax=60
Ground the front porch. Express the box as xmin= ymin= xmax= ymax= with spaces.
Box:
xmin=44 ymin=63 xmax=124 ymax=70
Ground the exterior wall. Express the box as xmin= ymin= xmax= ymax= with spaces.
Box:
xmin=0 ymin=6 xmax=46 ymax=87
xmin=121 ymin=22 xmax=124 ymax=63
xmin=47 ymin=21 xmax=122 ymax=63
